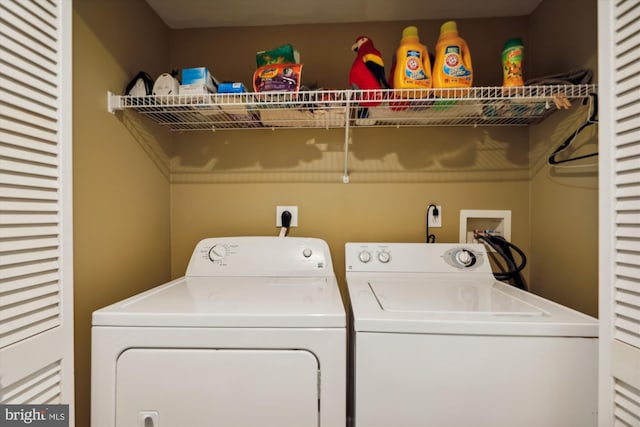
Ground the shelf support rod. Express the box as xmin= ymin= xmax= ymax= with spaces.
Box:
xmin=342 ymin=91 xmax=352 ymax=183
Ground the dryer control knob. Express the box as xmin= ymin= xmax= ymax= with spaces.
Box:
xmin=378 ymin=250 xmax=391 ymax=263
xmin=358 ymin=250 xmax=372 ymax=263
xmin=208 ymin=245 xmax=227 ymax=261
xmin=302 ymin=248 xmax=313 ymax=258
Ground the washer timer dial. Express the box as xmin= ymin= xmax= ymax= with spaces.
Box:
xmin=456 ymin=249 xmax=474 ymax=266
xmin=443 ymin=247 xmax=482 ymax=269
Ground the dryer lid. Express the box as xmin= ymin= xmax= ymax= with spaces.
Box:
xmin=347 ymin=276 xmax=597 ymax=336
xmin=93 ymin=276 xmax=345 ymax=328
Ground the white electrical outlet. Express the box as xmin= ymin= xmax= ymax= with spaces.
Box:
xmin=276 ymin=206 xmax=298 ymax=227
xmin=428 ymin=205 xmax=442 ymax=228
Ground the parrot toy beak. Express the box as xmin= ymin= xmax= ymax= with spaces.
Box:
xmin=352 ymin=37 xmax=368 ymax=52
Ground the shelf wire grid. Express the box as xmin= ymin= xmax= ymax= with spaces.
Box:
xmin=111 ymin=84 xmax=597 ymax=131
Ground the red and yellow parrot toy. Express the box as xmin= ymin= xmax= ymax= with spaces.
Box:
xmin=349 ymin=36 xmax=390 ymax=91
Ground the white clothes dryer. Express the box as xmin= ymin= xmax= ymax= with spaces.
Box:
xmin=92 ymin=236 xmax=346 ymax=427
xmin=345 ymin=242 xmax=597 ymax=427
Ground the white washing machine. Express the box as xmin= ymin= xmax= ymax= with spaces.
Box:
xmin=345 ymin=242 xmax=598 ymax=427
xmin=92 ymin=236 xmax=346 ymax=427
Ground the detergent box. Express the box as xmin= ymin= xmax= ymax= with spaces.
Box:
xmin=217 ymin=82 xmax=247 ymax=93
xmin=256 ymin=44 xmax=300 ymax=67
xmin=253 ymin=63 xmax=302 ymax=92
xmin=179 ymin=67 xmax=219 ymax=95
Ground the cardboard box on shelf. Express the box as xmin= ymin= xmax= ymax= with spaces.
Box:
xmin=179 ymin=67 xmax=218 ymax=95
xmin=217 ymin=82 xmax=247 ymax=93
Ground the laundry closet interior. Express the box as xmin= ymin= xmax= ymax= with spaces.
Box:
xmin=72 ymin=0 xmax=598 ymax=425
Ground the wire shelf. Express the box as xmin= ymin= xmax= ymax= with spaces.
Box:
xmin=108 ymin=84 xmax=597 ymax=131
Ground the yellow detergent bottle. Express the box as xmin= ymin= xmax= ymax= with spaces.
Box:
xmin=393 ymin=26 xmax=433 ymax=93
xmin=433 ymin=21 xmax=473 ymax=88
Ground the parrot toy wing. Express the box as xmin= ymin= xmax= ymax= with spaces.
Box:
xmin=349 ymin=36 xmax=390 ymax=90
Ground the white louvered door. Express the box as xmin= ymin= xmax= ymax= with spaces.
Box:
xmin=0 ymin=0 xmax=74 ymax=419
xmin=599 ymin=0 xmax=640 ymax=425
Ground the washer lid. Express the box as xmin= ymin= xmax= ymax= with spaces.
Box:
xmin=370 ymin=278 xmax=547 ymax=315
xmin=93 ymin=276 xmax=345 ymax=328
xmin=347 ymin=276 xmax=597 ymax=336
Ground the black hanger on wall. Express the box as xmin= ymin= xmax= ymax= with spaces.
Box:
xmin=548 ymin=93 xmax=598 ymax=165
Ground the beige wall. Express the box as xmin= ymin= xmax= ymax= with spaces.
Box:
xmin=528 ymin=0 xmax=598 ymax=316
xmin=171 ymin=180 xmax=531 ymax=305
xmin=170 ymin=17 xmax=529 ymax=90
xmin=168 ymin=16 xmax=535 ymax=306
xmin=73 ymin=0 xmax=598 ymax=424
xmin=72 ymin=1 xmax=172 ymax=425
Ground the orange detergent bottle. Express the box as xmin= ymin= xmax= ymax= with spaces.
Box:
xmin=433 ymin=21 xmax=473 ymax=88
xmin=392 ymin=26 xmax=433 ymax=92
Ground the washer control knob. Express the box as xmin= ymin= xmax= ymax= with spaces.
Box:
xmin=208 ymin=245 xmax=227 ymax=261
xmin=455 ymin=249 xmax=475 ymax=267
xmin=302 ymin=248 xmax=313 ymax=258
xmin=378 ymin=250 xmax=391 ymax=263
xmin=358 ymin=250 xmax=372 ymax=263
